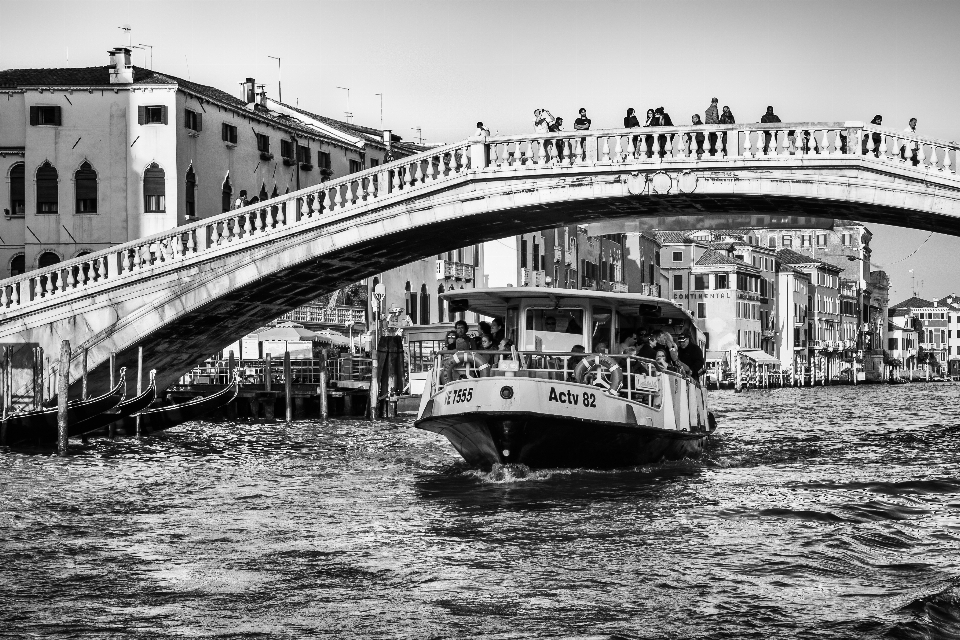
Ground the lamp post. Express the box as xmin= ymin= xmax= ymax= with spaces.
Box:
xmin=267 ymin=55 xmax=281 ymax=104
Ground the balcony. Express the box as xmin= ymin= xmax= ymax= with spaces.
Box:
xmin=565 ymin=249 xmax=575 ymax=265
xmin=436 ymin=260 xmax=475 ymax=283
xmin=554 ymin=247 xmax=563 ymax=263
xmin=520 ymin=268 xmax=546 ymax=287
xmin=609 ymin=282 xmax=629 ymax=293
xmin=640 ymin=283 xmax=660 ymax=297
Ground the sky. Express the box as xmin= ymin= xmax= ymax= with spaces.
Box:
xmin=1 ymin=0 xmax=958 ymax=302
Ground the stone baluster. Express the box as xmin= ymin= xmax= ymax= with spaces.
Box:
xmin=277 ymin=202 xmax=286 ymax=226
xmin=490 ymin=143 xmax=500 ymax=169
xmin=330 ymin=184 xmax=342 ymax=209
xmin=243 ymin=210 xmax=254 ymax=235
xmin=572 ymin=137 xmax=583 ymax=164
xmin=611 ymin=136 xmax=622 ymax=164
xmin=942 ymin=147 xmax=952 ymax=173
xmin=833 ymin=128 xmax=845 ymax=156
xmin=821 ymin=129 xmax=831 ymax=155
xmin=520 ymin=140 xmax=531 ymax=169
xmin=878 ymin=134 xmax=888 ymax=160
xmin=427 ymin=155 xmax=438 ymax=181
xmin=414 ymin=160 xmax=425 ymax=187
xmin=744 ymin=129 xmax=755 ymax=158
xmin=211 ymin=221 xmax=221 ymax=246
xmin=402 ymin=162 xmax=413 ymax=188
xmin=917 ymin=141 xmax=926 ymax=169
xmin=392 ymin=167 xmax=403 ymax=191
xmin=0 ymin=285 xmax=7 ymax=308
xmin=98 ymin=255 xmax=108 ymax=279
xmin=537 ymin=140 xmax=547 ymax=165
xmin=299 ymin=198 xmax=310 ymax=221
xmin=186 ymin=228 xmax=196 ymax=254
xmin=31 ymin=276 xmax=40 ymax=300
xmin=88 ymin=259 xmax=99 ymax=283
xmin=44 ymin=272 xmax=54 ymax=296
xmin=625 ymin=135 xmax=635 ymax=161
xmin=600 ymin=136 xmax=611 ymax=163
xmin=11 ymin=281 xmax=19 ymax=306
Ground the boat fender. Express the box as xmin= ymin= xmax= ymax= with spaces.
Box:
xmin=440 ymin=351 xmax=491 ymax=384
xmin=573 ymin=355 xmax=623 ymax=393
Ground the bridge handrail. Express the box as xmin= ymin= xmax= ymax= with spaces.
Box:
xmin=2 ymin=121 xmax=958 ymax=314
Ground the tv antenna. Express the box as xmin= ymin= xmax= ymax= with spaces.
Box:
xmin=337 ymin=87 xmax=352 ymax=123
xmin=411 ymin=127 xmax=422 ymax=145
xmin=119 ymin=24 xmax=132 ymax=47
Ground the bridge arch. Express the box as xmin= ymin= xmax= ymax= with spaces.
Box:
xmin=2 ymin=121 xmax=960 ymax=397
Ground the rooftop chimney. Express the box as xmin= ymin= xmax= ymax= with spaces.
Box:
xmin=108 ymin=47 xmax=133 ymax=84
xmin=383 ymin=129 xmax=392 ymax=160
xmin=242 ymin=78 xmax=256 ymax=105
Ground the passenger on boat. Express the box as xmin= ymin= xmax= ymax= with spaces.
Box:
xmin=490 ymin=317 xmax=505 ymax=345
xmin=544 ymin=316 xmax=558 ymax=332
xmin=566 ymin=345 xmax=586 ymax=381
xmin=676 ymin=332 xmax=706 ymax=380
xmin=652 ymin=329 xmax=681 ymax=366
xmin=619 ymin=332 xmax=638 ymax=355
xmin=654 ymin=348 xmax=675 ymax=373
xmin=444 ymin=330 xmax=458 ymax=351
xmin=477 ymin=334 xmax=498 ymax=367
xmin=454 ymin=320 xmax=474 ymax=350
xmin=636 ymin=333 xmax=659 ymax=361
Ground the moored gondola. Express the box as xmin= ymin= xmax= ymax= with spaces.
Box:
xmin=71 ymin=370 xmax=158 ymax=438
xmin=102 ymin=374 xmax=239 ymax=437
xmin=1 ymin=371 xmax=127 ymax=447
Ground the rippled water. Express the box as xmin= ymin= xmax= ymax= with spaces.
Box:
xmin=2 ymin=383 xmax=960 ymax=639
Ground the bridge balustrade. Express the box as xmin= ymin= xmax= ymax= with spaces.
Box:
xmin=2 ymin=122 xmax=958 ymax=317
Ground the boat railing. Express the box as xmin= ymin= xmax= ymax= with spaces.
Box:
xmin=433 ymin=350 xmax=693 ymax=405
xmin=178 ymin=356 xmax=373 ymax=386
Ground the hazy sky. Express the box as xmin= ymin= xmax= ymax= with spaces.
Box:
xmin=1 ymin=0 xmax=958 ymax=302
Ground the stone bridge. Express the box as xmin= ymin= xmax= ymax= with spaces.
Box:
xmin=1 ymin=121 xmax=959 ymax=402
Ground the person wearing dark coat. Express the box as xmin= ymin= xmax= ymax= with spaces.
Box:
xmin=676 ymin=333 xmax=706 ymax=381
xmin=652 ymin=107 xmax=673 ymax=157
xmin=624 ymin=108 xmax=641 ymax=128
xmin=760 ymin=105 xmax=782 ymax=153
xmin=718 ymin=105 xmax=736 ymax=155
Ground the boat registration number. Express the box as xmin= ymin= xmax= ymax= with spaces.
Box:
xmin=445 ymin=387 xmax=474 ymax=405
xmin=548 ymin=387 xmax=597 ymax=408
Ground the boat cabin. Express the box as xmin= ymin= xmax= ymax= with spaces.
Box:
xmin=443 ymin=287 xmax=704 ymax=353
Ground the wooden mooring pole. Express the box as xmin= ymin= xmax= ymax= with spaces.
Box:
xmin=81 ymin=348 xmax=88 ymax=400
xmin=57 ymin=340 xmax=70 ymax=456
xmin=1 ymin=346 xmax=8 ymax=446
xmin=283 ymin=350 xmax=292 ymax=423
xmin=319 ymin=349 xmax=329 ymax=420
xmin=135 ymin=346 xmax=143 ymax=439
xmin=264 ymin=353 xmax=272 ymax=392
xmin=108 ymin=352 xmax=117 ymax=440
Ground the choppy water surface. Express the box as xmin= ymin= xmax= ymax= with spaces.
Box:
xmin=2 ymin=384 xmax=960 ymax=639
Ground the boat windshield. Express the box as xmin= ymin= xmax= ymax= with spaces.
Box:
xmin=524 ymin=308 xmax=584 ymax=352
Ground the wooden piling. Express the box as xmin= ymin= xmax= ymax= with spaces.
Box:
xmin=1 ymin=346 xmax=8 ymax=446
xmin=284 ymin=350 xmax=292 ymax=423
xmin=108 ymin=352 xmax=117 ymax=440
xmin=135 ymin=346 xmax=143 ymax=439
xmin=228 ymin=350 xmax=236 ymax=383
xmin=81 ymin=348 xmax=88 ymax=400
xmin=57 ymin=340 xmax=70 ymax=456
xmin=264 ymin=353 xmax=272 ymax=392
xmin=319 ymin=349 xmax=328 ymax=420
xmin=369 ymin=356 xmax=380 ymax=419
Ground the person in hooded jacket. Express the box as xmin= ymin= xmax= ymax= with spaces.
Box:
xmin=642 ymin=108 xmax=656 ymax=158
xmin=653 ymin=107 xmax=674 ymax=158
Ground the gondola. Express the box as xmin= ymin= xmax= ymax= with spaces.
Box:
xmin=103 ymin=374 xmax=239 ymax=436
xmin=1 ymin=371 xmax=126 ymax=447
xmin=71 ymin=370 xmax=158 ymax=438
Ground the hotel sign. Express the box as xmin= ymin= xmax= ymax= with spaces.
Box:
xmin=673 ymin=292 xmax=732 ymax=300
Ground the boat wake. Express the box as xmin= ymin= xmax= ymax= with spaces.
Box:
xmin=887 ymin=579 xmax=960 ymax=639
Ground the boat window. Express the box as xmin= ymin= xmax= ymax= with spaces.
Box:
xmin=592 ymin=306 xmax=613 ymax=353
xmin=617 ymin=310 xmax=646 ymax=343
xmin=506 ymin=307 xmax=520 ymax=345
xmin=524 ymin=308 xmax=584 ymax=352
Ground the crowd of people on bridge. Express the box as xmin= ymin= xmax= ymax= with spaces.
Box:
xmin=476 ymin=102 xmax=923 ymax=164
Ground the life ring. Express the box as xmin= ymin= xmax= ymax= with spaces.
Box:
xmin=440 ymin=351 xmax=491 ymax=384
xmin=574 ymin=355 xmax=623 ymax=393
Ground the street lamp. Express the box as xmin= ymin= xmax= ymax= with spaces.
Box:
xmin=267 ymin=56 xmax=281 ymax=104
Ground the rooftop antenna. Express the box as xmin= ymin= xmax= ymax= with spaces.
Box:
xmin=411 ymin=127 xmax=422 ymax=145
xmin=267 ymin=55 xmax=281 ymax=104
xmin=374 ymin=93 xmax=384 ymax=129
xmin=119 ymin=24 xmax=132 ymax=47
xmin=136 ymin=43 xmax=153 ymax=69
xmin=336 ymin=86 xmax=351 ymax=123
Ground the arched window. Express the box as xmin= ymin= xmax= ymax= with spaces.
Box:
xmin=221 ymin=174 xmax=232 ymax=213
xmin=143 ymin=163 xmax=165 ymax=212
xmin=9 ymin=254 xmax=24 ymax=277
xmin=38 ymin=251 xmax=60 ymax=268
xmin=419 ymin=284 xmax=430 ymax=324
xmin=9 ymin=163 xmax=25 ymax=215
xmin=36 ymin=162 xmax=58 ymax=213
xmin=75 ymin=161 xmax=97 ymax=213
xmin=185 ymin=167 xmax=197 ymax=218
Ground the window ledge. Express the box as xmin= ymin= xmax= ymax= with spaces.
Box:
xmin=187 ymin=130 xmax=200 ymax=138
xmin=4 ymin=214 xmax=25 ymax=220
xmin=224 ymin=142 xmax=237 ymax=149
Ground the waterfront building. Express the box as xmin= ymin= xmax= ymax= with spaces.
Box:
xmin=622 ymin=231 xmax=666 ymax=296
xmin=775 ymin=264 xmax=812 ymax=374
xmin=515 ymin=226 xmax=628 ymax=292
xmin=886 ymin=314 xmax=921 ymax=374
xmin=0 ymin=48 xmax=417 ymax=275
xmin=889 ymin=296 xmax=956 ymax=375
xmin=776 ymin=248 xmax=844 ymax=380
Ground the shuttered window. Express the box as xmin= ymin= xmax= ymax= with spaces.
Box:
xmin=185 ymin=167 xmax=197 ymax=217
xmin=280 ymin=139 xmax=293 ymax=159
xmin=36 ymin=162 xmax=58 ymax=213
xmin=185 ymin=109 xmax=202 ymax=132
xmin=143 ymin=163 xmax=165 ymax=212
xmin=29 ymin=106 xmax=62 ymax=126
xmin=9 ymin=163 xmax=25 ymax=215
xmin=138 ymin=105 xmax=168 ymax=125
xmin=256 ymin=133 xmax=270 ymax=153
xmin=75 ymin=161 xmax=97 ymax=213
xmin=318 ymin=151 xmax=332 ymax=169
xmin=222 ymin=123 xmax=238 ymax=144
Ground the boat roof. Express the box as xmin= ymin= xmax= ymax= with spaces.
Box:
xmin=439 ymin=287 xmax=696 ymax=322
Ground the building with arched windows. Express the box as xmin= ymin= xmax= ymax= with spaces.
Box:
xmin=0 ymin=47 xmax=423 ymax=277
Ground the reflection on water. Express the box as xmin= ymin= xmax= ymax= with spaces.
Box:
xmin=1 ymin=384 xmax=959 ymax=638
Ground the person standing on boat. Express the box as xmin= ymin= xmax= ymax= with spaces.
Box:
xmin=453 ymin=320 xmax=474 ymax=351
xmin=636 ymin=332 xmax=659 ymax=361
xmin=677 ymin=332 xmax=706 ymax=382
xmin=444 ymin=331 xmax=458 ymax=351
xmin=490 ymin=317 xmax=505 ymax=346
xmin=652 ymin=329 xmax=680 ymax=367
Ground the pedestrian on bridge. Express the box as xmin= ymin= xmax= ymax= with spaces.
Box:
xmin=624 ymin=108 xmax=641 ymax=128
xmin=705 ymin=98 xmax=720 ymax=156
xmin=760 ymin=106 xmax=781 ymax=153
xmin=534 ymin=109 xmax=553 ymax=133
xmin=642 ymin=108 xmax=656 ymax=158
xmin=475 ymin=121 xmax=490 ymax=136
xmin=864 ymin=115 xmax=883 ymax=156
xmin=901 ymin=118 xmax=919 ymax=165
xmin=574 ymin=108 xmax=591 ymax=130
xmin=652 ymin=107 xmax=673 ymax=158
xmin=233 ymin=190 xmax=248 ymax=210
xmin=719 ymin=105 xmax=735 ymax=156
xmin=689 ymin=114 xmax=706 ymax=158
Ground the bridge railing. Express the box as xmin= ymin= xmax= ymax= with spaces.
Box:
xmin=2 ymin=121 xmax=958 ymax=316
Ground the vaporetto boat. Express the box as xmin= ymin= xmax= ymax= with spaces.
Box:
xmin=414 ymin=288 xmax=717 ymax=469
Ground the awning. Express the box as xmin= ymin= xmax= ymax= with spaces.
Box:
xmin=741 ymin=350 xmax=782 ymax=366
xmin=705 ymin=350 xmax=728 ymax=363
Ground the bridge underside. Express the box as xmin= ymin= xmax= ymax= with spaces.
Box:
xmin=56 ymin=189 xmax=957 ymax=399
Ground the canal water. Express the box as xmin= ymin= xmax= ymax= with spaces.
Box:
xmin=1 ymin=384 xmax=959 ymax=639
